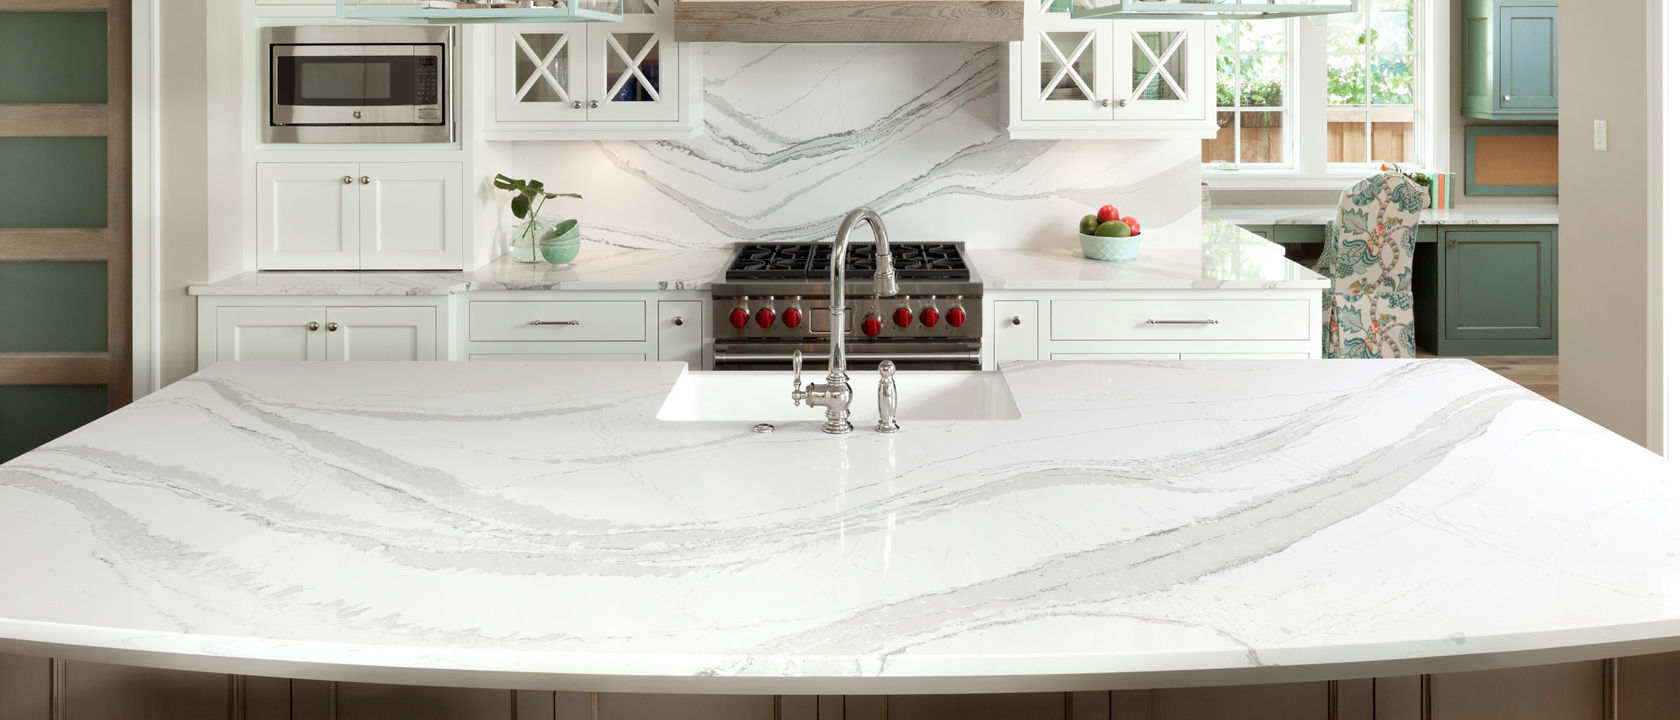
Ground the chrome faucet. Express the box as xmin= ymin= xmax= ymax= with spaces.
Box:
xmin=791 ymin=208 xmax=899 ymax=434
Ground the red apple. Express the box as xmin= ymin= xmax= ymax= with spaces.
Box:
xmin=1097 ymin=205 xmax=1120 ymax=223
xmin=1121 ymin=216 xmax=1141 ymax=235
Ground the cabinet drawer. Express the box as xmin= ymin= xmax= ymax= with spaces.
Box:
xmin=1050 ymin=299 xmax=1310 ymax=341
xmin=469 ymin=301 xmax=647 ymax=342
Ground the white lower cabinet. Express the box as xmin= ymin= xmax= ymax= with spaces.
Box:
xmin=257 ymin=162 xmax=463 ymax=271
xmin=992 ymin=300 xmax=1040 ymax=365
xmin=984 ymin=290 xmax=1322 ymax=368
xmin=461 ymin=291 xmax=709 ymax=367
xmin=657 ymin=300 xmax=704 ymax=367
xmin=198 ymin=299 xmax=449 ymax=369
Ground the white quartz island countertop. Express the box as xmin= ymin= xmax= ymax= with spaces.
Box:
xmin=1 ymin=360 xmax=1678 ymax=694
xmin=972 ymin=219 xmax=1329 ymax=290
xmin=187 ymin=247 xmax=734 ymax=296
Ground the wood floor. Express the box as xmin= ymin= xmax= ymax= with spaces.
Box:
xmin=1419 ymin=353 xmax=1559 ymax=402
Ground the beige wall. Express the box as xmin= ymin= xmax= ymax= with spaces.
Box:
xmin=1558 ymin=0 xmax=1653 ymax=444
xmin=154 ymin=0 xmax=210 ymax=388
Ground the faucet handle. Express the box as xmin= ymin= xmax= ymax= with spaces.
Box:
xmin=878 ymin=360 xmax=895 ymax=380
xmin=791 ymin=349 xmax=806 ymax=406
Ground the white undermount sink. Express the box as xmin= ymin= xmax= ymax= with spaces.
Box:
xmin=657 ymin=371 xmax=1022 ymax=423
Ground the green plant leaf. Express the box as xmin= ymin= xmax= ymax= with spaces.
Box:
xmin=553 ymin=193 xmax=582 ymax=200
xmin=528 ymin=179 xmax=544 ymax=190
xmin=511 ymin=194 xmax=530 ymax=219
xmin=493 ymin=173 xmax=518 ymax=190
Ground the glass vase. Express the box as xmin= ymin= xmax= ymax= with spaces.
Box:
xmin=509 ymin=217 xmax=553 ymax=264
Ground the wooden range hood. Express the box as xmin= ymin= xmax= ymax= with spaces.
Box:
xmin=674 ymin=0 xmax=1024 ymax=43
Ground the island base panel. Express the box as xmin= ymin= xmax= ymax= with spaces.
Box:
xmin=4 ymin=653 xmax=1678 ymax=720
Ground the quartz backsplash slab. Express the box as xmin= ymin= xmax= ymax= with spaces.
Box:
xmin=515 ymin=43 xmax=1203 ymax=251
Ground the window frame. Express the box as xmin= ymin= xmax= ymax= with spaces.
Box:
xmin=1208 ymin=18 xmax=1296 ymax=170
xmin=1202 ymin=2 xmax=1449 ymax=190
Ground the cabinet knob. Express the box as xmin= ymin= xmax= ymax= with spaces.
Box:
xmin=1011 ymin=316 xmax=1022 ymax=326
xmin=1503 ymin=94 xmax=1513 ymax=102
xmin=1118 ymin=98 xmax=1128 ymax=107
xmin=589 ymin=100 xmax=599 ymax=109
xmin=360 ymin=176 xmax=371 ymax=185
xmin=307 ymin=322 xmax=320 ymax=332
xmin=673 ymin=316 xmax=685 ymax=326
xmin=1100 ymin=98 xmax=1111 ymax=108
xmin=327 ymin=322 xmax=340 ymax=332
xmin=572 ymin=100 xmax=583 ymax=109
xmin=341 ymin=176 xmax=353 ymax=184
xmin=1449 ymin=239 xmax=1462 ymax=248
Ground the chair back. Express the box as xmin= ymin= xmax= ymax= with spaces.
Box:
xmin=1315 ymin=173 xmax=1428 ymax=294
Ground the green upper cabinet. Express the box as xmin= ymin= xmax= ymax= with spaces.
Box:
xmin=1462 ymin=0 xmax=1558 ymax=121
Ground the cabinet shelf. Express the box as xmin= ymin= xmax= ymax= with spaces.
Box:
xmin=337 ymin=0 xmax=623 ymax=24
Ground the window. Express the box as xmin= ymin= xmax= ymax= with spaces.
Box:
xmin=1326 ymin=0 xmax=1418 ymax=164
xmin=1207 ymin=20 xmax=1290 ymax=167
xmin=1203 ymin=2 xmax=1426 ymax=176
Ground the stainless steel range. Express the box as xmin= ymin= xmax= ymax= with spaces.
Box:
xmin=711 ymin=241 xmax=983 ymax=371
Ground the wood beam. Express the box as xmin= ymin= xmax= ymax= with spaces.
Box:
xmin=0 ymin=229 xmax=110 ymax=261
xmin=0 ymin=0 xmax=107 ymax=10
xmin=674 ymin=0 xmax=1024 ymax=43
xmin=0 ymin=353 xmax=110 ymax=386
xmin=0 ymin=104 xmax=109 ymax=137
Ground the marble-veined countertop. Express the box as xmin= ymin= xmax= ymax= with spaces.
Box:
xmin=972 ymin=218 xmax=1329 ymax=290
xmin=187 ymin=248 xmax=735 ymax=296
xmin=188 ymin=220 xmax=1325 ymax=297
xmin=1213 ymin=204 xmax=1559 ymax=228
xmin=2 ymin=359 xmax=1677 ymax=694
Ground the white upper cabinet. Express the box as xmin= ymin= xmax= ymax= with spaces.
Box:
xmin=258 ymin=162 xmax=463 ymax=271
xmin=1009 ymin=1 xmax=1216 ymax=139
xmin=487 ymin=5 xmax=699 ymax=139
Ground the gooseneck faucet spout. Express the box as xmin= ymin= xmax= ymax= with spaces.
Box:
xmin=791 ymin=207 xmax=899 ymax=434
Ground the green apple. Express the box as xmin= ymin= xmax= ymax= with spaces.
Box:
xmin=1078 ymin=214 xmax=1100 ymax=235
xmin=1094 ymin=220 xmax=1133 ymax=238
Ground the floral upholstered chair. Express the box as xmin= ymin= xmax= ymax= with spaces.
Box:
xmin=1315 ymin=173 xmax=1428 ymax=358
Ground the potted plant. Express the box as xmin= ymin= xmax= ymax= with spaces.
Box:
xmin=494 ymin=174 xmax=582 ymax=264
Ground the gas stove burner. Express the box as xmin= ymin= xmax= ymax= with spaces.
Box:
xmin=729 ymin=242 xmax=972 ymax=281
xmin=726 ymin=243 xmax=816 ymax=280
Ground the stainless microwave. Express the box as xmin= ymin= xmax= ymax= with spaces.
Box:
xmin=262 ymin=25 xmax=453 ymax=144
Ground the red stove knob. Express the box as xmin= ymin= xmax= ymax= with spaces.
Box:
xmin=755 ymin=307 xmax=776 ymax=329
xmin=783 ymin=306 xmax=803 ymax=328
xmin=893 ymin=307 xmax=914 ymax=328
xmin=862 ymin=313 xmax=883 ymax=337
xmin=920 ymin=307 xmax=941 ymax=328
xmin=729 ymin=307 xmax=749 ymax=329
xmin=946 ymin=306 xmax=967 ymax=328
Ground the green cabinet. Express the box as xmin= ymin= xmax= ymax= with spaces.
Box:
xmin=1423 ymin=226 xmax=1558 ymax=356
xmin=1463 ymin=0 xmax=1559 ymax=120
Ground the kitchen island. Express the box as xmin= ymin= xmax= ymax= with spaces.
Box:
xmin=1 ymin=358 xmax=1678 ymax=715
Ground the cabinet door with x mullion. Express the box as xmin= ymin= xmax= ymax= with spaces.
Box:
xmin=587 ymin=0 xmax=681 ymax=123
xmin=495 ymin=24 xmax=590 ymax=122
xmin=1021 ymin=0 xmax=1115 ymax=122
xmin=1114 ymin=20 xmax=1209 ymax=122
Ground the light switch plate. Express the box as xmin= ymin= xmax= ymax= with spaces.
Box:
xmin=1594 ymin=120 xmax=1609 ymax=152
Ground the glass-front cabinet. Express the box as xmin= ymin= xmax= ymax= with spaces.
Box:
xmin=488 ymin=0 xmax=698 ymax=139
xmin=1011 ymin=0 xmax=1215 ymax=138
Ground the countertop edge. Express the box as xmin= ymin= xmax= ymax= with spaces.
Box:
xmin=5 ymin=620 xmax=1679 ymax=695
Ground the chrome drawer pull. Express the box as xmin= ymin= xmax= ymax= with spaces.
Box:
xmin=1146 ymin=319 xmax=1219 ymax=326
xmin=529 ymin=320 xmax=582 ymax=326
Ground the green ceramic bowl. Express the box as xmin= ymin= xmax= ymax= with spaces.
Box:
xmin=1079 ymin=231 xmax=1142 ymax=262
xmin=539 ymin=228 xmax=581 ymax=265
